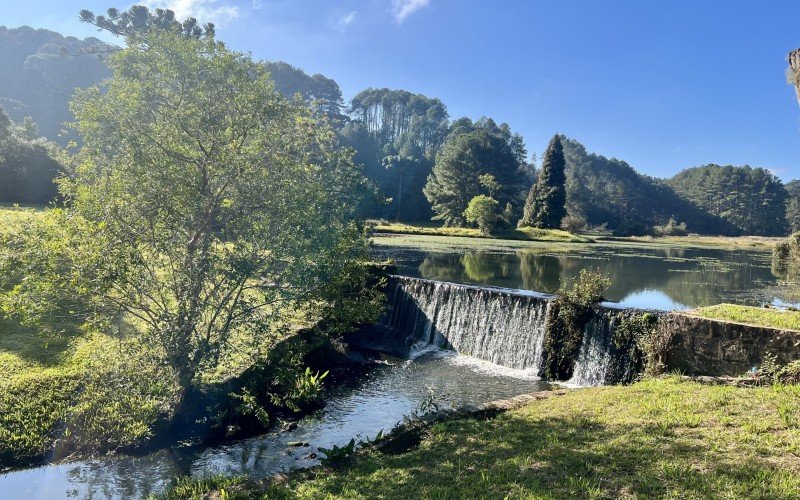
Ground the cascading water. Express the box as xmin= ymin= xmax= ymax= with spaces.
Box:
xmin=381 ymin=276 xmax=649 ymax=386
xmin=384 ymin=276 xmax=551 ymax=372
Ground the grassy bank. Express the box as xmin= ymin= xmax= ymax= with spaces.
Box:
xmin=691 ymin=304 xmax=800 ymax=331
xmin=164 ymin=377 xmax=800 ymax=499
xmin=601 ymin=234 xmax=781 ymax=250
xmin=373 ymin=222 xmax=780 ymax=253
xmin=373 ymin=222 xmax=592 ymax=243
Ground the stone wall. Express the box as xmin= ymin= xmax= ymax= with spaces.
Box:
xmin=664 ymin=313 xmax=800 ymax=376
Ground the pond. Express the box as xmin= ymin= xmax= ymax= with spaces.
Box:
xmin=373 ymin=239 xmax=798 ymax=310
xmin=0 ymin=349 xmax=548 ymax=499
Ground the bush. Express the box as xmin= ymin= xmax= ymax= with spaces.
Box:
xmin=464 ymin=195 xmax=500 ymax=235
xmin=653 ymin=217 xmax=688 ymax=236
xmin=542 ymin=269 xmax=611 ymax=380
xmin=560 ymin=213 xmax=587 ymax=233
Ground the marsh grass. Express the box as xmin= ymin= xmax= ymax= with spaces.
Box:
xmin=171 ymin=377 xmax=800 ymax=499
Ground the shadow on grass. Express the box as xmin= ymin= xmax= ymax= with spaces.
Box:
xmin=283 ymin=413 xmax=798 ymax=499
xmin=0 ymin=313 xmax=84 ymax=367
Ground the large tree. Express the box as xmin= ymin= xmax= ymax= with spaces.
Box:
xmin=424 ymin=118 xmax=529 ymax=226
xmin=520 ymin=134 xmax=566 ymax=229
xmin=6 ymin=24 xmax=373 ymax=410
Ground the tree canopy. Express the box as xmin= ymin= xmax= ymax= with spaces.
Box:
xmin=7 ymin=27 xmax=374 ymax=408
xmin=424 ymin=118 xmax=530 ymax=227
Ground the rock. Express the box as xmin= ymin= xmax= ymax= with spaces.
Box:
xmin=287 ymin=440 xmax=309 ymax=447
xmin=285 ymin=422 xmax=298 ymax=431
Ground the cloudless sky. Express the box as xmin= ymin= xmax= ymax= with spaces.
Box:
xmin=5 ymin=0 xmax=800 ymax=180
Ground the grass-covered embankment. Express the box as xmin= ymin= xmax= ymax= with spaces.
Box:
xmin=165 ymin=377 xmax=800 ymax=499
xmin=691 ymin=304 xmax=800 ymax=331
xmin=374 ymin=222 xmax=592 ymax=243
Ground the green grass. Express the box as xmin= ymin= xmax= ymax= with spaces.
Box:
xmin=601 ymin=234 xmax=781 ymax=250
xmin=690 ymin=304 xmax=800 ymax=331
xmin=169 ymin=377 xmax=800 ymax=499
xmin=374 ymin=222 xmax=593 ymax=243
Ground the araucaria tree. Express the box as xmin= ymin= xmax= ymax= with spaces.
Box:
xmin=520 ymin=134 xmax=566 ymax=228
xmin=7 ymin=24 xmax=372 ymax=409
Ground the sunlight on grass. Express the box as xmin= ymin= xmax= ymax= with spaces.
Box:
xmin=692 ymin=304 xmax=800 ymax=331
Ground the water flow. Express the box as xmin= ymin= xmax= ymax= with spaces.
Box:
xmin=384 ymin=276 xmax=552 ymax=373
xmin=384 ymin=276 xmax=632 ymax=386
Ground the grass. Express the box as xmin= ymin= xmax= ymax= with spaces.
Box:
xmin=167 ymin=377 xmax=800 ymax=499
xmin=690 ymin=304 xmax=800 ymax=331
xmin=374 ymin=222 xmax=593 ymax=243
xmin=601 ymin=234 xmax=782 ymax=250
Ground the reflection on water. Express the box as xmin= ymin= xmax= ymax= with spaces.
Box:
xmin=376 ymin=244 xmax=798 ymax=310
xmin=0 ymin=351 xmax=548 ymax=499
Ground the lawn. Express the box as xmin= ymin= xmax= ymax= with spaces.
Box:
xmin=164 ymin=377 xmax=800 ymax=499
xmin=691 ymin=304 xmax=800 ymax=331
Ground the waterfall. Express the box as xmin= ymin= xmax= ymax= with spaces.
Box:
xmin=383 ymin=276 xmax=552 ymax=372
xmin=566 ymin=311 xmax=618 ymax=386
xmin=378 ymin=276 xmax=652 ymax=386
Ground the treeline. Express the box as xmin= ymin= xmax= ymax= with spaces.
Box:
xmin=0 ymin=24 xmax=797 ymax=236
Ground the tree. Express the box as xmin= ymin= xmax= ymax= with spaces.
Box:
xmin=667 ymin=164 xmax=787 ymax=236
xmin=786 ymin=180 xmax=800 ymax=233
xmin=9 ymin=26 xmax=372 ymax=412
xmin=424 ymin=118 xmax=529 ymax=226
xmin=79 ymin=5 xmax=215 ymax=39
xmin=520 ymin=134 xmax=566 ymax=229
xmin=0 ymin=112 xmax=64 ymax=204
xmin=464 ymin=195 xmax=499 ymax=235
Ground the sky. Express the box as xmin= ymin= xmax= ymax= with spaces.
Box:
xmin=4 ymin=0 xmax=800 ymax=180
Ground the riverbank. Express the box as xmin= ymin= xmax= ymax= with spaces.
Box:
xmin=372 ymin=222 xmax=781 ymax=251
xmin=373 ymin=222 xmax=592 ymax=243
xmin=162 ymin=376 xmax=800 ymax=498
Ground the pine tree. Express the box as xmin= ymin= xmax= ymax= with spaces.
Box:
xmin=519 ymin=134 xmax=566 ymax=228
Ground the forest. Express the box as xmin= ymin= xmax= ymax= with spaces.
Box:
xmin=0 ymin=25 xmax=796 ymax=237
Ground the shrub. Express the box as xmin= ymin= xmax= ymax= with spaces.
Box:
xmin=560 ymin=213 xmax=587 ymax=233
xmin=464 ymin=195 xmax=500 ymax=235
xmin=542 ymin=269 xmax=611 ymax=380
xmin=653 ymin=217 xmax=688 ymax=236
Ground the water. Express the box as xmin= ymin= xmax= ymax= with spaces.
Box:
xmin=374 ymin=243 xmax=798 ymax=310
xmin=0 ymin=350 xmax=549 ymax=499
xmin=383 ymin=275 xmax=644 ymax=387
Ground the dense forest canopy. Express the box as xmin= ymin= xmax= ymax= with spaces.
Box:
xmin=667 ymin=165 xmax=787 ymax=236
xmin=0 ymin=22 xmax=796 ymax=236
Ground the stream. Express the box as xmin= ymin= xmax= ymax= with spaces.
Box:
xmin=0 ymin=348 xmax=549 ymax=499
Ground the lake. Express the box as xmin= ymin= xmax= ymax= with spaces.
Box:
xmin=373 ymin=237 xmax=798 ymax=310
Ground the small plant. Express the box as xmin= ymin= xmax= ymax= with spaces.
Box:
xmin=318 ymin=438 xmax=356 ymax=466
xmin=270 ymin=366 xmax=329 ymax=412
xmin=230 ymin=387 xmax=270 ymax=426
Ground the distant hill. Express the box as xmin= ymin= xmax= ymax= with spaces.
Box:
xmin=0 ymin=26 xmax=115 ymax=144
xmin=562 ymin=139 xmax=734 ymax=235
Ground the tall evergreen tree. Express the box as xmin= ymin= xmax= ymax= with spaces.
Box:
xmin=520 ymin=134 xmax=566 ymax=228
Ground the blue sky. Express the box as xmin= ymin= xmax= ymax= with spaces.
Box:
xmin=5 ymin=0 xmax=800 ymax=180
